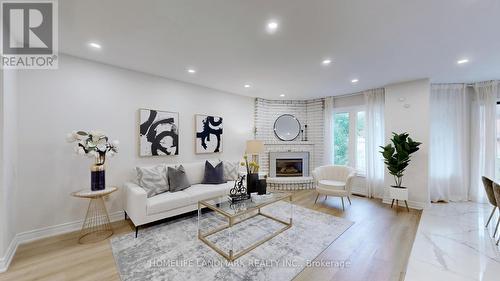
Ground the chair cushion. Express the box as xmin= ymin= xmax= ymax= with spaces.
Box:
xmin=147 ymin=191 xmax=191 ymax=215
xmin=202 ymin=161 xmax=226 ymax=184
xmin=318 ymin=180 xmax=346 ymax=189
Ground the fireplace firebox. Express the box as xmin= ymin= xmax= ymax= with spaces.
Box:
xmin=269 ymin=152 xmax=309 ymax=178
xmin=276 ymin=159 xmax=303 ymax=177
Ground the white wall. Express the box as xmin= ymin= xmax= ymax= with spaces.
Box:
xmin=384 ymin=79 xmax=430 ymax=208
xmin=13 ymin=54 xmax=254 ymax=234
xmin=0 ymin=69 xmax=19 ymax=271
xmin=0 ymin=69 xmax=5 ymax=259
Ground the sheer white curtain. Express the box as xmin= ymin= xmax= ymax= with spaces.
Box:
xmin=470 ymin=81 xmax=498 ymax=203
xmin=323 ymin=96 xmax=335 ymax=165
xmin=364 ymin=89 xmax=385 ymax=198
xmin=429 ymin=84 xmax=470 ymax=202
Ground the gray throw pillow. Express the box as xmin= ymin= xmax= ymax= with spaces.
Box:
xmin=223 ymin=161 xmax=239 ymax=181
xmin=202 ymin=161 xmax=226 ymax=184
xmin=136 ymin=165 xmax=169 ymax=198
xmin=168 ymin=165 xmax=191 ymax=192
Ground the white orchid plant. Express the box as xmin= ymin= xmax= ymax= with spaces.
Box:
xmin=66 ymin=130 xmax=119 ymax=165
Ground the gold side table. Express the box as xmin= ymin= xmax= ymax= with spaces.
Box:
xmin=71 ymin=187 xmax=118 ymax=244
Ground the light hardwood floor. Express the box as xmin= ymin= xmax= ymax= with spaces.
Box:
xmin=0 ymin=190 xmax=421 ymax=281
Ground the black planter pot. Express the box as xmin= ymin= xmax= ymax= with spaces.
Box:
xmin=246 ymin=173 xmax=258 ymax=195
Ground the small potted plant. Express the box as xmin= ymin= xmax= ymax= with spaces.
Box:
xmin=66 ymin=130 xmax=119 ymax=191
xmin=380 ymin=132 xmax=421 ymax=206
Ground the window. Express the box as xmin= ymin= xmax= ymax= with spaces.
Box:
xmin=333 ymin=108 xmax=366 ymax=173
xmin=333 ymin=112 xmax=349 ymax=165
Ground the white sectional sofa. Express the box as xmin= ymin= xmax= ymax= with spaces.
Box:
xmin=124 ymin=161 xmax=236 ymax=237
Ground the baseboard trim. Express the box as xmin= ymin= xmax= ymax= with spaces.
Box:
xmin=0 ymin=210 xmax=124 ymax=273
xmin=381 ymin=198 xmax=430 ymax=210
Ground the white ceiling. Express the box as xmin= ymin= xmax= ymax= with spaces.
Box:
xmin=60 ymin=0 xmax=500 ymax=99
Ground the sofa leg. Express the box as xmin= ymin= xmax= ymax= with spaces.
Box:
xmin=124 ymin=211 xmax=128 ymax=220
xmin=135 ymin=226 xmax=139 ymax=238
xmin=314 ymin=193 xmax=319 ymax=204
xmin=341 ymin=197 xmax=345 ymax=211
xmin=347 ymin=196 xmax=352 ymax=205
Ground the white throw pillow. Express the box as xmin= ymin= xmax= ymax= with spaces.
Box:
xmin=136 ymin=165 xmax=169 ymax=197
xmin=223 ymin=161 xmax=240 ymax=181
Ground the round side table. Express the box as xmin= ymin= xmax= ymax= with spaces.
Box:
xmin=71 ymin=187 xmax=118 ymax=244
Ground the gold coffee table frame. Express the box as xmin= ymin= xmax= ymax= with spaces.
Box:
xmin=71 ymin=187 xmax=118 ymax=244
xmin=198 ymin=193 xmax=293 ymax=261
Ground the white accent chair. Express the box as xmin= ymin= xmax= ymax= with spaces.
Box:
xmin=312 ymin=165 xmax=356 ymax=211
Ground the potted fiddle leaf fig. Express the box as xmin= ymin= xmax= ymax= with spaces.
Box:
xmin=379 ymin=132 xmax=421 ymax=207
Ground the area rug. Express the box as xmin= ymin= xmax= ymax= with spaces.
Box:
xmin=111 ymin=202 xmax=353 ymax=281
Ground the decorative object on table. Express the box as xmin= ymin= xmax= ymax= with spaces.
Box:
xmin=228 ymin=174 xmax=250 ymax=203
xmin=195 ymin=114 xmax=223 ymax=153
xmin=273 ymin=114 xmax=301 ymax=141
xmin=66 ymin=130 xmax=119 ymax=191
xmin=380 ymin=132 xmax=421 ymax=211
xmin=139 ymin=109 xmax=179 ymax=156
xmin=257 ymin=177 xmax=267 ymax=195
xmin=71 ymin=187 xmax=118 ymax=244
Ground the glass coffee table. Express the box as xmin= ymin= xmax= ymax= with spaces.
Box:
xmin=198 ymin=192 xmax=293 ymax=261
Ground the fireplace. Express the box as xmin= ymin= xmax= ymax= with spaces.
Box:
xmin=269 ymin=152 xmax=309 ymax=177
xmin=276 ymin=159 xmax=303 ymax=177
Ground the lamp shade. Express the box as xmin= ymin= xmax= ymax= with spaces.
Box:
xmin=245 ymin=140 xmax=264 ymax=154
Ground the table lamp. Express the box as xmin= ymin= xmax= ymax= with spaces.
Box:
xmin=245 ymin=140 xmax=264 ymax=164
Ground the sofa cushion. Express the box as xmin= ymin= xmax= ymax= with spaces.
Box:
xmin=147 ymin=190 xmax=192 ymax=215
xmin=167 ymin=162 xmax=205 ymax=185
xmin=223 ymin=161 xmax=240 ymax=181
xmin=168 ymin=165 xmax=191 ymax=192
xmin=318 ymin=179 xmax=346 ymax=189
xmin=136 ymin=165 xmax=169 ymax=198
xmin=202 ymin=161 xmax=226 ymax=184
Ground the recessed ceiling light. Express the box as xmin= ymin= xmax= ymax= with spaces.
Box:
xmin=351 ymin=79 xmax=359 ymax=84
xmin=244 ymin=84 xmax=251 ymax=88
xmin=266 ymin=20 xmax=279 ymax=33
xmin=322 ymin=59 xmax=332 ymax=65
xmin=88 ymin=42 xmax=101 ymax=49
xmin=457 ymin=58 xmax=469 ymax=64
xmin=187 ymin=68 xmax=196 ymax=74
xmin=280 ymin=94 xmax=285 ymax=97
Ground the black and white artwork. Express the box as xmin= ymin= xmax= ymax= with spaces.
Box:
xmin=139 ymin=109 xmax=179 ymax=156
xmin=195 ymin=115 xmax=223 ymax=154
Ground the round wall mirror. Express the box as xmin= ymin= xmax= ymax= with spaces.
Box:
xmin=273 ymin=114 xmax=301 ymax=141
